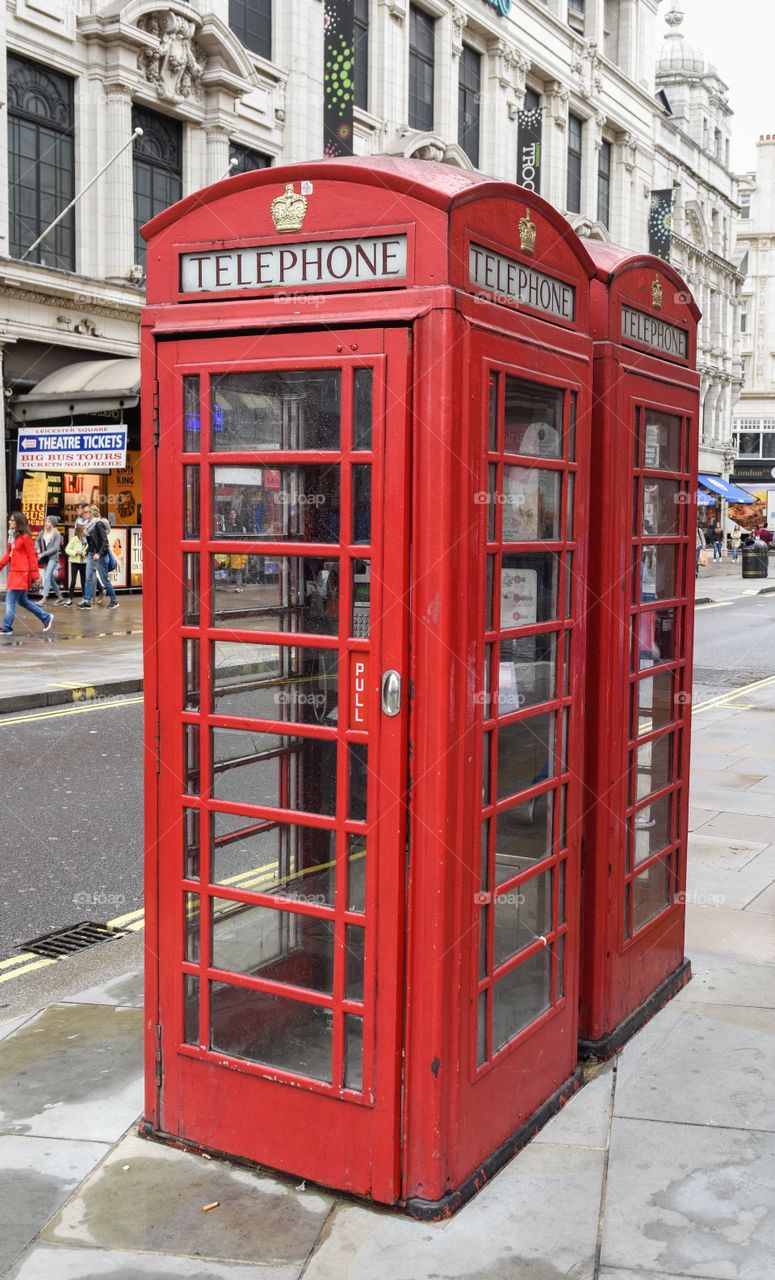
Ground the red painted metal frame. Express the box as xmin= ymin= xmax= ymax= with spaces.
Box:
xmin=579 ymin=247 xmax=700 ymax=1054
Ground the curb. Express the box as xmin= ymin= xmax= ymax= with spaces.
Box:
xmin=0 ymin=677 xmax=144 ymax=716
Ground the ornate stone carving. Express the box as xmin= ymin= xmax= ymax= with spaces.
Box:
xmin=137 ymin=11 xmax=205 ymax=103
xmin=617 ymin=131 xmax=637 ymax=173
xmin=451 ymin=6 xmax=468 ymax=60
xmin=546 ymin=81 xmax=570 ymax=130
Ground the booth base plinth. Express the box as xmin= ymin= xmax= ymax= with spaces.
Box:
xmin=578 ymin=959 xmax=692 ymax=1062
xmin=402 ymin=1066 xmax=585 ymax=1221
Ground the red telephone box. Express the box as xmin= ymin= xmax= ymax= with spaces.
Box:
xmin=578 ymin=242 xmax=700 ymax=1057
xmin=140 ymin=158 xmax=596 ymax=1213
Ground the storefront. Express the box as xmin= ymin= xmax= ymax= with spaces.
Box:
xmin=728 ymin=461 xmax=775 ymax=533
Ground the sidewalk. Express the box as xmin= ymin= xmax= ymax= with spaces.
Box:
xmin=2 ymin=682 xmax=774 ymax=1277
xmin=0 ymin=594 xmax=143 ymax=712
xmin=695 ymin=550 xmax=775 ymax=604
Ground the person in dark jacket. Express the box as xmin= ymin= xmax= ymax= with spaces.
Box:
xmin=1 ymin=512 xmax=53 ymax=633
xmin=77 ymin=505 xmax=118 ymax=609
xmin=35 ymin=517 xmax=63 ymax=605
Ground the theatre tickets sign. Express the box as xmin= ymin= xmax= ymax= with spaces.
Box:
xmin=17 ymin=424 xmax=128 ymax=471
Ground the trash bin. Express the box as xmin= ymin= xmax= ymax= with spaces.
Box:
xmin=742 ymin=539 xmax=769 ymax=579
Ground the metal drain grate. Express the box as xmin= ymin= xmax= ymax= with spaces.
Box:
xmin=20 ymin=920 xmax=125 ymax=959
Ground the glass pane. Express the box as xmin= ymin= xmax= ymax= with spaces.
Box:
xmin=637 ymin=607 xmax=677 ymax=669
xmin=500 ymin=553 xmax=559 ymax=628
xmin=351 ymin=559 xmax=370 ymax=638
xmin=555 ymin=932 xmax=565 ymax=1001
xmin=567 ymin=393 xmax=577 ymax=462
xmin=184 ymin=553 xmax=200 ymax=624
xmin=184 ymin=724 xmax=199 ymax=795
xmin=212 ymin=640 xmax=338 ymax=726
xmin=487 ymin=464 xmax=497 ymax=541
xmin=211 ymin=810 xmax=336 ymax=904
xmin=493 ymin=869 xmax=552 ymax=967
xmin=352 ymin=466 xmax=371 ymax=543
xmin=345 ymin=924 xmax=365 ymax=1000
xmin=565 ymin=473 xmax=574 ymax=540
xmin=211 ymin=727 xmax=337 ymax=817
xmin=211 ymin=370 xmax=341 ymax=451
xmin=496 ymin=633 xmax=556 ymax=713
xmin=211 ymin=982 xmax=332 ymax=1082
xmin=212 ymin=554 xmax=340 ymax=634
xmin=488 ymin=373 xmax=499 ymax=452
xmin=634 ymin=672 xmax=674 ymax=738
xmin=212 ymin=897 xmax=334 ymax=993
xmin=184 ymin=893 xmax=200 ymax=962
xmin=482 ymin=729 xmax=492 ymax=805
xmin=631 ymin=857 xmax=671 ymax=933
xmin=184 ymin=466 xmax=200 ymax=538
xmin=495 ymin=792 xmax=553 ymax=883
xmin=478 ymin=907 xmax=489 ymax=978
xmin=497 ymin=712 xmax=556 ymax=802
xmin=558 ymin=860 xmax=566 ymax=925
xmin=632 ymin=733 xmax=673 ymax=805
xmin=477 ymin=991 xmax=487 ymax=1066
xmin=213 ymin=465 xmax=340 ymax=542
xmin=353 ymin=369 xmax=373 ymax=451
xmin=184 ymin=639 xmax=199 ymax=711
xmin=565 ymin=552 xmax=574 ymax=617
xmin=348 ymin=744 xmax=368 ymax=821
xmin=643 ymin=411 xmax=681 ymax=472
xmin=184 ymin=975 xmax=199 ymax=1045
xmin=642 ymin=479 xmax=680 ymax=536
xmin=347 ymin=833 xmax=366 ymax=912
xmin=631 ymin=793 xmax=672 ymax=867
xmin=502 ymin=468 xmax=561 ymax=541
xmin=639 ymin=544 xmax=678 ymax=601
xmin=504 ymin=378 xmax=562 ymax=458
xmin=480 ymin=819 xmax=490 ymax=891
xmin=562 ymin=630 xmax=571 ymax=696
xmin=485 ymin=555 xmax=495 ymax=630
xmin=183 ymin=375 xmax=201 ymax=451
xmin=344 ymin=1014 xmax=364 ymax=1091
xmin=492 ymin=945 xmax=552 ymax=1051
xmin=184 ymin=807 xmax=199 ymax=879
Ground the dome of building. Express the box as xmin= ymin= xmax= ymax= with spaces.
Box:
xmin=657 ymin=2 xmax=705 ymax=76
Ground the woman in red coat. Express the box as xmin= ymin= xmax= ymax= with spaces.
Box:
xmin=1 ymin=512 xmax=53 ymax=633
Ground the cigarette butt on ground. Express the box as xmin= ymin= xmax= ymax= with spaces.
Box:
xmin=202 ymin=1201 xmax=220 ymax=1212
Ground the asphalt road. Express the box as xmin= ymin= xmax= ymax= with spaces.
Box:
xmin=1 ymin=590 xmax=773 ymax=962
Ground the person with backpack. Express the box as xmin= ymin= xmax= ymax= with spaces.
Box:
xmin=1 ymin=512 xmax=53 ymax=633
xmin=77 ymin=505 xmax=118 ymax=610
xmin=35 ymin=516 xmax=64 ymax=605
xmin=62 ymin=519 xmax=89 ymax=605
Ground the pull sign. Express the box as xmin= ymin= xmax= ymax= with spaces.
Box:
xmin=350 ymin=654 xmax=369 ymax=729
xmin=381 ymin=670 xmax=401 ymax=717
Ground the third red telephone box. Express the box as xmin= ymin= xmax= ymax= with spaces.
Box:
xmin=579 ymin=243 xmax=700 ymax=1056
xmin=140 ymin=158 xmax=597 ymax=1214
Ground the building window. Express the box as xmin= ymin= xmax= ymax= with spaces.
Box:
xmin=702 ymin=118 xmax=709 ymax=150
xmin=567 ymin=113 xmax=583 ymax=214
xmin=229 ymin=0 xmax=272 ymax=61
xmin=458 ymin=46 xmax=481 ymax=168
xmin=740 ymin=193 xmax=751 ymax=220
xmin=736 ymin=431 xmax=760 ymax=457
xmin=229 ymin=143 xmax=272 ymax=174
xmin=740 ymin=308 xmax=748 ymax=334
xmin=133 ymin=106 xmax=182 ymax=269
xmin=7 ymin=55 xmax=75 ymax=270
xmin=568 ymin=0 xmax=585 ymax=34
xmin=409 ymin=6 xmax=435 ymax=132
xmin=354 ymin=0 xmax=369 ymax=111
xmin=597 ymin=138 xmax=612 ymax=227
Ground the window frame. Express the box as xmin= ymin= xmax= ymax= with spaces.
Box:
xmin=597 ymin=137 xmax=612 ymax=228
xmin=132 ymin=104 xmax=183 ymax=270
xmin=353 ymin=0 xmax=369 ymax=112
xmin=408 ymin=5 xmax=436 ymax=133
xmin=458 ymin=44 xmax=482 ymax=168
xmin=566 ymin=113 xmax=583 ymax=215
xmin=228 ymin=0 xmax=272 ymax=62
xmin=7 ymin=53 xmax=76 ymax=270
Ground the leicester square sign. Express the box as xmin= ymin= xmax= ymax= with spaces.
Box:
xmin=180 ymin=234 xmax=408 ymax=293
xmin=17 ymin=424 xmax=128 ymax=471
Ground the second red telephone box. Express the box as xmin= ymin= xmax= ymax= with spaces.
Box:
xmin=579 ymin=243 xmax=700 ymax=1057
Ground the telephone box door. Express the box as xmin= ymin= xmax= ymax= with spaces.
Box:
xmin=150 ymin=327 xmax=411 ymax=1202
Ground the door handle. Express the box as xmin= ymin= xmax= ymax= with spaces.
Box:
xmin=381 ymin=670 xmax=401 ymax=717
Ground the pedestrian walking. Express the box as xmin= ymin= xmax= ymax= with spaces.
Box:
xmin=0 ymin=512 xmax=53 ymax=633
xmin=78 ymin=505 xmax=118 ymax=610
xmin=35 ymin=516 xmax=64 ymax=605
xmin=62 ymin=522 xmax=89 ymax=605
xmin=730 ymin=524 xmax=742 ymax=562
xmin=712 ymin=520 xmax=723 ymax=561
xmin=696 ymin=525 xmax=707 ymax=577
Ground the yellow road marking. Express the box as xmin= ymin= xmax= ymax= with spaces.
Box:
xmin=105 ymin=907 xmax=145 ymax=929
xmin=695 ymin=601 xmax=732 ymax=611
xmin=0 ymin=696 xmax=143 ymax=727
xmin=0 ymin=957 xmax=57 ymax=985
xmin=0 ymin=952 xmax=36 ymax=970
xmin=692 ymin=673 xmax=775 ymax=715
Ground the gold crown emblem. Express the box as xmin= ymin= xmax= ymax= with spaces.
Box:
xmin=270 ymin=184 xmax=308 ymax=234
xmin=519 ymin=209 xmax=537 ymax=255
xmin=651 ymin=276 xmax=663 ymax=309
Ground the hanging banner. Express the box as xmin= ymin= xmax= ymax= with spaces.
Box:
xmin=323 ymin=0 xmax=354 ymax=157
xmin=648 ymin=189 xmax=673 ymax=262
xmin=130 ymin=526 xmax=144 ymax=587
xmin=107 ymin=451 xmax=142 ymax=525
xmin=517 ymin=103 xmax=543 ymax=194
xmin=17 ymin=424 xmax=127 ymax=471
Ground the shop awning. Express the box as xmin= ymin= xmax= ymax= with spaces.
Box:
xmin=698 ymin=474 xmax=756 ymax=504
xmin=10 ymin=357 xmax=140 ymax=422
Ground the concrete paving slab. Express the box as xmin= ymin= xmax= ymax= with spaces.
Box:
xmin=687 ymin=753 xmax=748 ymax=771
xmin=63 ymin=970 xmax=144 ymax=1008
xmin=685 ymin=952 xmax=775 ymax=1009
xmin=693 ymin=811 xmax=775 ymax=844
xmin=685 ymin=904 xmax=775 ymax=965
xmin=303 ymin=1142 xmax=605 ymax=1280
xmin=533 ymin=1064 xmax=614 ymax=1149
xmin=687 ymin=807 xmax=720 ymax=832
xmin=0 ymin=1009 xmax=42 ymax=1041
xmin=685 ymin=847 xmax=775 ymax=911
xmin=6 ymin=1244 xmax=300 ymax=1280
xmin=744 ymin=881 xmax=775 ymax=915
xmin=0 ymin=1003 xmax=143 ymax=1142
xmin=688 ymin=787 xmax=775 ymax=818
xmin=601 ymin=1117 xmax=775 ymax=1280
xmin=600 ymin=1270 xmax=734 ymax=1280
xmin=0 ymin=1134 xmax=109 ymax=1274
xmin=43 ymin=1133 xmax=333 ymax=1267
xmin=687 ymin=830 xmax=768 ymax=869
xmin=690 ymin=769 xmax=767 ymax=790
xmin=614 ymin=1002 xmax=775 ymax=1132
